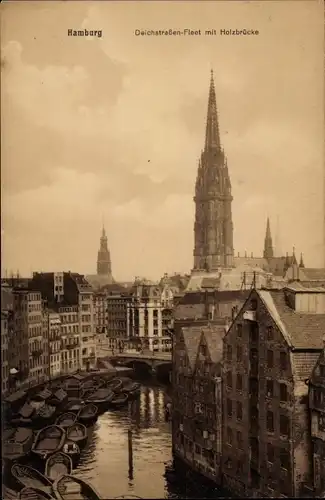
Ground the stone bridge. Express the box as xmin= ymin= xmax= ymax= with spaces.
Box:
xmin=110 ymin=351 xmax=172 ymax=376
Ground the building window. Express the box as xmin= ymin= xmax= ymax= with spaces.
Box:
xmin=319 ymin=415 xmax=325 ymax=432
xmin=250 ymin=299 xmax=257 ymax=311
xmin=226 ymin=371 xmax=232 ymax=388
xmin=280 ymin=448 xmax=290 ymax=470
xmin=195 ymin=444 xmax=201 ymax=455
xmin=280 ymin=383 xmax=288 ymax=402
xmin=236 ymin=373 xmax=243 ymax=391
xmin=267 ymin=326 xmax=273 ymax=340
xmin=280 ymin=351 xmax=288 ymax=371
xmin=267 ymin=411 xmax=274 ymax=432
xmin=237 ymin=324 xmax=242 ymax=337
xmin=226 ymin=427 xmax=233 ymax=446
xmin=227 ymin=398 xmax=232 ymax=417
xmin=237 ymin=431 xmax=243 ymax=450
xmin=236 ymin=401 xmax=243 ymax=421
xmin=227 ymin=345 xmax=232 ymax=361
xmin=267 ymin=350 xmax=274 ymax=368
xmin=280 ymin=415 xmax=290 ymax=437
xmin=266 ymin=380 xmax=274 ymax=398
xmin=249 ymin=324 xmax=258 ymax=343
xmin=237 ymin=345 xmax=242 ymax=362
xmin=200 ymin=344 xmax=207 ymax=356
xmin=267 ymin=443 xmax=275 ymax=463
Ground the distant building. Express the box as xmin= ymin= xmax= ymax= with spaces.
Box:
xmin=48 ymin=311 xmax=61 ymax=378
xmin=1 ymin=311 xmax=9 ymax=395
xmin=172 ymin=324 xmax=225 ymax=485
xmin=30 ymin=271 xmax=97 ymax=371
xmin=126 ymin=279 xmax=174 ymax=352
xmin=222 ymin=285 xmax=325 ymax=497
xmin=86 ymin=225 xmax=115 ymax=290
xmin=309 ymin=346 xmax=325 ymax=497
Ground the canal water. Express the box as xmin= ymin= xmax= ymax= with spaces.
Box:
xmin=73 ymin=382 xmax=224 ymax=499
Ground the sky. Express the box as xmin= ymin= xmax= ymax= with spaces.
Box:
xmin=1 ymin=0 xmax=324 ymax=281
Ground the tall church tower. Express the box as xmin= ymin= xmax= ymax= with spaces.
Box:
xmin=193 ymin=70 xmax=234 ymax=271
xmin=263 ymin=217 xmax=274 ymax=260
xmin=97 ymin=225 xmax=112 ymax=276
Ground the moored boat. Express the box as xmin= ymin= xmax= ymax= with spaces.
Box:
xmin=109 ymin=392 xmax=129 ymax=408
xmin=120 ymin=378 xmax=141 ymax=398
xmin=85 ymin=388 xmax=114 ymax=409
xmin=11 ymin=463 xmax=53 ymax=494
xmin=45 ymin=452 xmax=73 ymax=482
xmin=48 ymin=389 xmax=68 ymax=408
xmin=62 ymin=442 xmax=80 ymax=466
xmin=66 ymin=423 xmax=87 ymax=447
xmin=55 ymin=412 xmax=77 ymax=429
xmin=53 ymin=474 xmax=102 ymax=500
xmin=33 ymin=404 xmax=57 ymax=427
xmin=32 ymin=388 xmax=52 ymax=403
xmin=19 ymin=487 xmax=55 ymax=500
xmin=77 ymin=403 xmax=98 ymax=425
xmin=11 ymin=402 xmax=35 ymax=427
xmin=63 ymin=399 xmax=84 ymax=414
xmin=32 ymin=425 xmax=66 ymax=460
xmin=106 ymin=378 xmax=123 ymax=393
xmin=3 ymin=427 xmax=34 ymax=462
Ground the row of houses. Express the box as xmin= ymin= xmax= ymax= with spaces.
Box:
xmin=1 ymin=272 xmax=97 ymax=394
xmin=172 ymin=284 xmax=325 ymax=498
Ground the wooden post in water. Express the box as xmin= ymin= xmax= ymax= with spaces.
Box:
xmin=128 ymin=400 xmax=134 ymax=480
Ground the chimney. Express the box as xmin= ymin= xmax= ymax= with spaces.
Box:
xmin=251 ymin=252 xmax=253 ymax=258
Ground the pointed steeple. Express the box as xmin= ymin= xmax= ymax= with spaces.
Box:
xmin=97 ymin=223 xmax=112 ymax=276
xmin=204 ymin=69 xmax=221 ymax=151
xmin=292 ymin=246 xmax=297 ymax=265
xmin=299 ymin=252 xmax=305 ymax=268
xmin=263 ymin=217 xmax=274 ymax=260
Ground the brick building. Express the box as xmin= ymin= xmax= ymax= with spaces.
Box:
xmin=172 ymin=324 xmax=225 ymax=485
xmin=222 ymin=285 xmax=325 ymax=497
xmin=309 ymin=346 xmax=325 ymax=497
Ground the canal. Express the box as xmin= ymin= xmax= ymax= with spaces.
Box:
xmin=73 ymin=381 xmax=225 ymax=499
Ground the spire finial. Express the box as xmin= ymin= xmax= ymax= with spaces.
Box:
xmin=204 ymin=69 xmax=221 ymax=151
xmin=263 ymin=216 xmax=274 ymax=260
xmin=299 ymin=252 xmax=305 ymax=268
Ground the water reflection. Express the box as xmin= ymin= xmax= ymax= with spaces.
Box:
xmin=74 ymin=383 xmax=225 ymax=499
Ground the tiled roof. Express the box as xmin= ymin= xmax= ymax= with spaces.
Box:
xmin=174 ymin=303 xmax=205 ymax=320
xmin=182 ymin=326 xmax=203 ymax=370
xmin=202 ymin=325 xmax=226 ymax=363
xmin=201 ymin=277 xmax=221 ymax=289
xmin=285 ymin=282 xmax=325 ymax=293
xmin=258 ymin=289 xmax=325 ymax=349
xmin=301 ymin=268 xmax=325 ymax=281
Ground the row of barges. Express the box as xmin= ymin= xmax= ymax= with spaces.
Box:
xmin=3 ymin=372 xmax=142 ymax=500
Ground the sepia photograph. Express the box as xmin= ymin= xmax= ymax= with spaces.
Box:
xmin=1 ymin=0 xmax=324 ymax=498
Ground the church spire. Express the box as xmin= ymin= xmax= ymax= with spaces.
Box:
xmin=97 ymin=223 xmax=112 ymax=276
xmin=205 ymin=69 xmax=221 ymax=151
xmin=299 ymin=252 xmax=305 ymax=268
xmin=263 ymin=217 xmax=274 ymax=260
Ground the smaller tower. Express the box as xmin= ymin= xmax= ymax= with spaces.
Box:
xmin=263 ymin=217 xmax=274 ymax=260
xmin=97 ymin=225 xmax=112 ymax=276
xmin=299 ymin=252 xmax=305 ymax=268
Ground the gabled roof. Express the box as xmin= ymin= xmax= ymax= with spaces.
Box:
xmin=258 ymin=289 xmax=325 ymax=349
xmin=182 ymin=326 xmax=203 ymax=370
xmin=202 ymin=325 xmax=226 ymax=363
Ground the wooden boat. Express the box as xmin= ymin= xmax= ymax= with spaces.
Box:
xmin=5 ymin=390 xmax=28 ymax=412
xmin=34 ymin=404 xmax=57 ymax=426
xmin=53 ymin=474 xmax=102 ymax=500
xmin=32 ymin=388 xmax=52 ymax=402
xmin=11 ymin=464 xmax=53 ymax=494
xmin=3 ymin=427 xmax=34 ymax=462
xmin=64 ymin=399 xmax=84 ymax=414
xmin=62 ymin=442 xmax=80 ymax=466
xmin=19 ymin=487 xmax=55 ymax=500
xmin=11 ymin=402 xmax=35 ymax=426
xmin=77 ymin=403 xmax=98 ymax=425
xmin=45 ymin=452 xmax=73 ymax=482
xmin=56 ymin=412 xmax=77 ymax=429
xmin=66 ymin=423 xmax=87 ymax=447
xmin=106 ymin=378 xmax=123 ymax=393
xmin=120 ymin=379 xmax=141 ymax=398
xmin=32 ymin=425 xmax=66 ymax=460
xmin=109 ymin=392 xmax=129 ymax=408
xmin=85 ymin=388 xmax=114 ymax=409
xmin=48 ymin=389 xmax=68 ymax=408
xmin=81 ymin=379 xmax=101 ymax=391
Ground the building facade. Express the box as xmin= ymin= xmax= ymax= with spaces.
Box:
xmin=309 ymin=347 xmax=325 ymax=497
xmin=172 ymin=324 xmax=225 ymax=485
xmin=222 ymin=285 xmax=325 ymax=497
xmin=48 ymin=311 xmax=61 ymax=378
xmin=1 ymin=311 xmax=9 ymax=395
xmin=126 ymin=279 xmax=173 ymax=352
xmin=193 ymin=70 xmax=234 ymax=271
